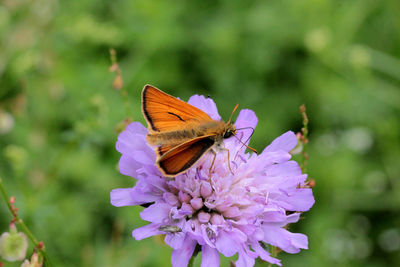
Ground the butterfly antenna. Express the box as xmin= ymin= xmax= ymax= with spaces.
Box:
xmin=233 ymin=134 xmax=258 ymax=154
xmin=236 ymin=126 xmax=255 ymax=137
xmin=235 ymin=126 xmax=257 ymax=152
xmin=228 ymin=104 xmax=239 ymax=124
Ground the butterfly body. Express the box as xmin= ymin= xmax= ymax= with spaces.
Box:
xmin=147 ymin=120 xmax=233 ymax=146
xmin=141 ymin=85 xmax=237 ymax=177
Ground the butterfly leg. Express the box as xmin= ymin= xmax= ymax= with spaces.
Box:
xmin=221 ymin=147 xmax=234 ymax=175
xmin=208 ymin=149 xmax=217 ymax=177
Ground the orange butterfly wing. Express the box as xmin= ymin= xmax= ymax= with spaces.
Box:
xmin=142 ymin=85 xmax=213 ymax=132
xmin=157 ymin=136 xmax=215 ymax=176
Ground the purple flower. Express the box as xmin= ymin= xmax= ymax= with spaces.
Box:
xmin=111 ymin=94 xmax=315 ymax=267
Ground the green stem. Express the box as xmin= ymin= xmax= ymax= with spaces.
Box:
xmin=266 ymin=244 xmax=278 ymax=267
xmin=0 ymin=178 xmax=12 ymax=212
xmin=188 ymin=255 xmax=195 ymax=267
xmin=121 ymin=88 xmax=132 ymax=120
xmin=0 ymin=178 xmax=51 ymax=266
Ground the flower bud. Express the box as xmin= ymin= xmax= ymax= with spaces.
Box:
xmin=0 ymin=110 xmax=14 ymax=134
xmin=0 ymin=225 xmax=28 ymax=261
xmin=20 ymin=252 xmax=42 ymax=267
xmin=190 ymin=198 xmax=203 ymax=210
xmin=210 ymin=213 xmax=224 ymax=225
xmin=178 ymin=191 xmax=190 ymax=203
xmin=198 ymin=212 xmax=211 ymax=224
xmin=200 ymin=182 xmax=212 ymax=198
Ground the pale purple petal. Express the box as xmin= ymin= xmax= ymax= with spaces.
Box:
xmin=262 ymin=213 xmax=300 ymax=228
xmin=188 ymin=95 xmax=221 ymax=120
xmin=130 ymin=150 xmax=155 ymax=165
xmin=129 ymin=185 xmax=161 ymax=205
xmin=110 ymin=188 xmax=136 ymax=207
xmin=234 ymin=109 xmax=258 ymax=144
xmin=215 ymin=231 xmax=238 ymax=257
xmin=132 ymin=223 xmax=162 ymax=240
xmin=140 ymin=203 xmax=171 ymax=223
xmin=263 ymin=131 xmax=297 ymax=153
xmin=255 ymin=150 xmax=292 ymax=167
xmin=142 ymin=174 xmax=168 ymax=192
xmin=118 ymin=154 xmax=142 ymax=178
xmin=111 ymin=181 xmax=163 ymax=207
xmin=265 ymin=161 xmax=302 ymax=177
xmin=224 ymin=109 xmax=258 ymax=153
xmin=261 ymin=210 xmax=288 ymax=223
xmin=165 ymin=232 xmax=186 ymax=250
xmin=171 ymin=236 xmax=197 ymax=267
xmin=275 ymin=188 xmax=315 ymax=212
xmin=201 ymin=245 xmax=220 ymax=267
xmin=251 ymin=241 xmax=281 ymax=266
xmin=116 ymin=122 xmax=148 ymax=154
xmin=262 ymin=226 xmax=308 ymax=253
xmin=291 ymin=232 xmax=308 ymax=251
xmin=236 ymin=249 xmax=255 ymax=267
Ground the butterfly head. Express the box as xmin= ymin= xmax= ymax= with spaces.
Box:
xmin=223 ymin=104 xmax=239 ymax=139
xmin=223 ymin=123 xmax=237 ymax=139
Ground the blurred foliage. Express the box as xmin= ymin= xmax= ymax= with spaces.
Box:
xmin=1 ymin=0 xmax=400 ymax=266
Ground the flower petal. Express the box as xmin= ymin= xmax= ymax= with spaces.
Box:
xmin=262 ymin=226 xmax=308 ymax=253
xmin=263 ymin=131 xmax=297 ymax=153
xmin=110 ymin=188 xmax=136 ymax=207
xmin=201 ymin=245 xmax=220 ymax=267
xmin=215 ymin=231 xmax=238 ymax=257
xmin=140 ymin=203 xmax=171 ymax=223
xmin=188 ymin=95 xmax=221 ymax=120
xmin=171 ymin=236 xmax=197 ymax=267
xmin=259 ymin=150 xmax=292 ymax=165
xmin=165 ymin=232 xmax=186 ymax=250
xmin=236 ymin=248 xmax=255 ymax=267
xmin=130 ymin=150 xmax=155 ymax=165
xmin=118 ymin=154 xmax=142 ymax=178
xmin=116 ymin=122 xmax=148 ymax=154
xmin=234 ymin=109 xmax=258 ymax=143
xmin=132 ymin=223 xmax=162 ymax=240
xmin=265 ymin=161 xmax=302 ymax=177
xmin=215 ymin=229 xmax=246 ymax=257
xmin=275 ymin=188 xmax=315 ymax=212
xmin=130 ymin=181 xmax=163 ymax=204
xmin=251 ymin=241 xmax=281 ymax=266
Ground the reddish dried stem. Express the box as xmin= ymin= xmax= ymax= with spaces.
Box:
xmin=109 ymin=48 xmax=133 ymax=122
xmin=299 ymin=104 xmax=309 ymax=172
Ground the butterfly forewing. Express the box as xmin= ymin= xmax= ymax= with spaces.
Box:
xmin=142 ymin=85 xmax=213 ymax=132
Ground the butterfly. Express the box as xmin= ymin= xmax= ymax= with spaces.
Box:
xmin=141 ymin=84 xmax=250 ymax=177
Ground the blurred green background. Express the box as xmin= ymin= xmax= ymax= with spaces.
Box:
xmin=1 ymin=0 xmax=400 ymax=266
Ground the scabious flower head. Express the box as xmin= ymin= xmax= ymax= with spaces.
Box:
xmin=111 ymin=94 xmax=315 ymax=267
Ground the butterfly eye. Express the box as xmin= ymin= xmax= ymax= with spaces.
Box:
xmin=224 ymin=130 xmax=233 ymax=139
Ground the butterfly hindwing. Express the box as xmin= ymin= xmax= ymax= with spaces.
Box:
xmin=157 ymin=135 xmax=215 ymax=176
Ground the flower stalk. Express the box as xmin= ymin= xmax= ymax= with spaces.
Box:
xmin=0 ymin=178 xmax=51 ymax=266
xmin=299 ymin=104 xmax=309 ymax=172
xmin=109 ymin=48 xmax=132 ymax=121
